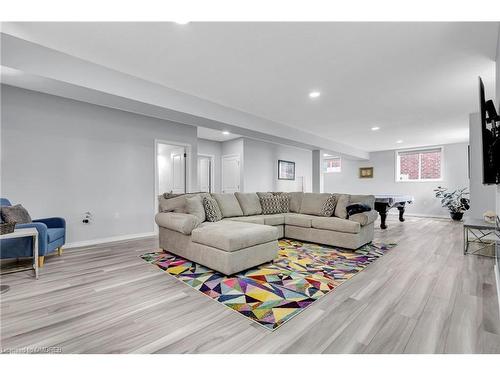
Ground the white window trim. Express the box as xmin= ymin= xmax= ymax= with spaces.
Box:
xmin=395 ymin=146 xmax=444 ymax=183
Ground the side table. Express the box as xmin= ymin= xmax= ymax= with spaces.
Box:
xmin=0 ymin=227 xmax=39 ymax=279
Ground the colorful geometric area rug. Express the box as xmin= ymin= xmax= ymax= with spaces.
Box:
xmin=141 ymin=239 xmax=395 ymax=330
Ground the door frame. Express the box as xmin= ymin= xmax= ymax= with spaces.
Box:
xmin=221 ymin=153 xmax=241 ymax=193
xmin=154 ymin=139 xmax=192 ymax=233
xmin=197 ymin=153 xmax=215 ymax=193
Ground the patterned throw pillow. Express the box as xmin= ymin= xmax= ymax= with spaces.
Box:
xmin=260 ymin=196 xmax=286 ymax=215
xmin=203 ymin=196 xmax=222 ymax=222
xmin=320 ymin=194 xmax=337 ymax=217
xmin=273 ymin=192 xmax=291 ymax=212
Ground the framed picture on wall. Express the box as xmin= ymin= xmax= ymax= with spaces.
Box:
xmin=359 ymin=167 xmax=374 ymax=178
xmin=278 ymin=160 xmax=295 ymax=180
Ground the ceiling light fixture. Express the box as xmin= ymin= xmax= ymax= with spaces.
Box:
xmin=396 ymin=140 xmax=403 ymax=144
xmin=371 ymin=126 xmax=380 ymax=131
xmin=222 ymin=131 xmax=230 ymax=135
xmin=174 ymin=21 xmax=190 ymax=25
xmin=309 ymin=91 xmax=321 ymax=99
xmin=323 ymin=153 xmax=332 ymax=157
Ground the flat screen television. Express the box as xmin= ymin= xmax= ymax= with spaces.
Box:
xmin=479 ymin=77 xmax=500 ymax=185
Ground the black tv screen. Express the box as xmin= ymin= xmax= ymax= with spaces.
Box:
xmin=479 ymin=77 xmax=500 ymax=185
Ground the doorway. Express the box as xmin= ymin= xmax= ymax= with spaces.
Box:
xmin=156 ymin=141 xmax=187 ymax=195
xmin=198 ymin=154 xmax=214 ymax=193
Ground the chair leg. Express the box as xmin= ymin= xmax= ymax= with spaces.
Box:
xmin=38 ymin=256 xmax=45 ymax=268
xmin=58 ymin=247 xmax=63 ymax=256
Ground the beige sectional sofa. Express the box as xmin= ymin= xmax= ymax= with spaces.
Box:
xmin=155 ymin=192 xmax=378 ymax=275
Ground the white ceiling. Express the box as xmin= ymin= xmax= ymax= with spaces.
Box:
xmin=2 ymin=22 xmax=498 ymax=151
xmin=197 ymin=127 xmax=240 ymax=142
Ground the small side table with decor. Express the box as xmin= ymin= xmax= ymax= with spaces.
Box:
xmin=0 ymin=226 xmax=39 ymax=279
xmin=463 ymin=218 xmax=499 ymax=257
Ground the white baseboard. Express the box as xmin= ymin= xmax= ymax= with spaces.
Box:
xmin=495 ymin=264 xmax=500 ymax=319
xmin=65 ymin=231 xmax=156 ymax=249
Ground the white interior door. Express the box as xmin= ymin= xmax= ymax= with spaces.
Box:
xmin=171 ymin=149 xmax=186 ymax=193
xmin=198 ymin=156 xmax=211 ymax=193
xmin=222 ymin=155 xmax=240 ymax=193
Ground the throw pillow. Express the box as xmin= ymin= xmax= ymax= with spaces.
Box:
xmin=185 ymin=195 xmax=206 ymax=222
xmin=346 ymin=203 xmax=371 ymax=218
xmin=203 ymin=196 xmax=222 ymax=222
xmin=320 ymin=194 xmax=337 ymax=217
xmin=0 ymin=204 xmax=32 ymax=224
xmin=273 ymin=192 xmax=291 ymax=212
xmin=260 ymin=195 xmax=285 ymax=214
xmin=334 ymin=194 xmax=351 ymax=219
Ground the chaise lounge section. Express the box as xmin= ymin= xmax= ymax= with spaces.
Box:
xmin=155 ymin=192 xmax=378 ymax=275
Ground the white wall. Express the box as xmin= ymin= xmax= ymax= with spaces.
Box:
xmin=197 ymin=138 xmax=222 ymax=193
xmin=1 ymin=85 xmax=198 ymax=245
xmin=242 ymin=138 xmax=312 ymax=193
xmin=323 ymin=142 xmax=470 ymax=217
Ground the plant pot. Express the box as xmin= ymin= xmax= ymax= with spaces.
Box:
xmin=450 ymin=212 xmax=464 ymax=221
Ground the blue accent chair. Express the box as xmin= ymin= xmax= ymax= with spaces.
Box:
xmin=0 ymin=198 xmax=66 ymax=267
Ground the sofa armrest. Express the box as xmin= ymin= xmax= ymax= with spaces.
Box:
xmin=15 ymin=222 xmax=49 ymax=254
xmin=155 ymin=212 xmax=201 ymax=235
xmin=349 ymin=210 xmax=378 ymax=226
xmin=33 ymin=217 xmax=66 ymax=229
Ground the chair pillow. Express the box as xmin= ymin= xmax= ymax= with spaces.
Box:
xmin=211 ymin=193 xmax=244 ymax=218
xmin=260 ymin=195 xmax=286 ymax=214
xmin=320 ymin=194 xmax=337 ymax=217
xmin=234 ymin=192 xmax=262 ymax=215
xmin=185 ymin=195 xmax=206 ymax=222
xmin=203 ymin=196 xmax=223 ymax=222
xmin=0 ymin=204 xmax=32 ymax=224
xmin=346 ymin=203 xmax=371 ymax=218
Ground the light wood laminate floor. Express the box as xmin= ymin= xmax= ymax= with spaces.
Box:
xmin=1 ymin=216 xmax=500 ymax=353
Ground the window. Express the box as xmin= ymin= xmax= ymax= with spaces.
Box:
xmin=323 ymin=157 xmax=341 ymax=173
xmin=396 ymin=147 xmax=442 ymax=181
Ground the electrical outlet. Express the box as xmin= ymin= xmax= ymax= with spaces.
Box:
xmin=82 ymin=211 xmax=93 ymax=224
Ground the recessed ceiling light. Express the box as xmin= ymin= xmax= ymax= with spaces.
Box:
xmin=396 ymin=140 xmax=403 ymax=144
xmin=222 ymin=131 xmax=230 ymax=135
xmin=371 ymin=126 xmax=380 ymax=131
xmin=174 ymin=21 xmax=190 ymax=25
xmin=309 ymin=91 xmax=321 ymax=99
xmin=323 ymin=153 xmax=332 ymax=157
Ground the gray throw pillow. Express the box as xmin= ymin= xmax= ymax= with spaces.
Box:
xmin=0 ymin=204 xmax=32 ymax=224
xmin=260 ymin=196 xmax=286 ymax=215
xmin=203 ymin=196 xmax=222 ymax=222
xmin=185 ymin=195 xmax=206 ymax=222
xmin=320 ymin=194 xmax=337 ymax=217
xmin=334 ymin=194 xmax=351 ymax=219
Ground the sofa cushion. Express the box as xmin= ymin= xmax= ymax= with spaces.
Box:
xmin=284 ymin=213 xmax=313 ymax=228
xmin=158 ymin=193 xmax=210 ymax=213
xmin=299 ymin=193 xmax=334 ymax=216
xmin=224 ymin=216 xmax=265 ymax=225
xmin=234 ymin=192 xmax=262 ymax=216
xmin=185 ymin=195 xmax=206 ymax=222
xmin=203 ymin=196 xmax=223 ymax=222
xmin=155 ymin=212 xmax=201 ymax=235
xmin=212 ymin=194 xmax=244 ymax=218
xmin=334 ymin=194 xmax=351 ymax=219
xmin=191 ymin=221 xmax=278 ymax=252
xmin=311 ymin=217 xmax=361 ymax=234
xmin=47 ymin=228 xmax=65 ymax=242
xmin=0 ymin=204 xmax=32 ymax=224
xmin=289 ymin=192 xmax=304 ymax=213
xmin=349 ymin=210 xmax=378 ymax=226
xmin=261 ymin=214 xmax=285 ymax=226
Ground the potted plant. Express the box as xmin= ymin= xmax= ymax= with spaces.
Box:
xmin=434 ymin=186 xmax=470 ymax=221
